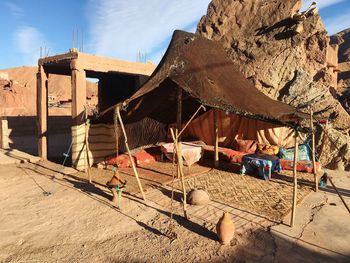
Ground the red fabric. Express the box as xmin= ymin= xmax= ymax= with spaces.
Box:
xmin=203 ymin=145 xmax=237 ymax=161
xmin=280 ymin=159 xmax=322 ymax=173
xmin=233 ymin=139 xmax=258 ymax=154
xmin=230 ymin=152 xmax=247 ymax=164
xmin=106 ymin=147 xmax=160 ymax=168
xmin=133 ymin=150 xmax=157 ymax=165
xmin=106 ymin=154 xmax=134 ymax=168
xmin=203 ymin=145 xmax=247 ymax=163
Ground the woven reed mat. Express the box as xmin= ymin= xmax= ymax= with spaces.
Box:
xmin=174 ymin=169 xmax=314 ymax=221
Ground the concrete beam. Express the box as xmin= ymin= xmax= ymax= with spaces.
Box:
xmin=77 ymin=52 xmax=155 ymax=76
xmin=39 ymin=51 xmax=155 ymax=77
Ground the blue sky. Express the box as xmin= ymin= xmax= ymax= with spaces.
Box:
xmin=0 ymin=0 xmax=350 ymax=69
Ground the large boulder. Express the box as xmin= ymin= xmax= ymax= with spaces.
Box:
xmin=197 ymin=0 xmax=350 ymax=170
xmin=331 ymin=28 xmax=350 ymax=114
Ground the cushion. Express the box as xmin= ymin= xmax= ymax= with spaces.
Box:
xmin=133 ymin=150 xmax=157 ymax=165
xmin=105 ymin=154 xmax=134 ymax=168
xmin=233 ymin=139 xmax=258 ymax=154
xmin=230 ymin=152 xmax=247 ymax=164
xmin=257 ymin=144 xmax=279 ymax=155
xmin=279 ymin=144 xmax=311 ymax=161
xmin=280 ymin=159 xmax=321 ymax=173
xmin=203 ymin=145 xmax=236 ymax=161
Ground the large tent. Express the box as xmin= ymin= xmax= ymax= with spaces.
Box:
xmin=98 ymin=30 xmax=316 ymax=227
xmin=100 ymin=30 xmax=309 ymax=127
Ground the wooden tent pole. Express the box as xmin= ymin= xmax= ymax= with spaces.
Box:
xmin=176 ymin=87 xmax=188 ymax=219
xmin=84 ymin=107 xmax=92 ymax=183
xmin=291 ymin=129 xmax=299 ymax=228
xmin=116 ymin=106 xmax=146 ymax=201
xmin=170 ymin=128 xmax=188 ymax=219
xmin=213 ymin=109 xmax=219 ymax=168
xmin=177 ymin=87 xmax=182 ymax=140
xmin=309 ymin=107 xmax=318 ymax=192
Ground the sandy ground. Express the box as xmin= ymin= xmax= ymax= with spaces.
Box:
xmin=0 ymin=159 xmax=349 ymax=262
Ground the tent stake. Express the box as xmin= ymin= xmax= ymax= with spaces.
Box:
xmin=290 ymin=129 xmax=299 ymax=228
xmin=309 ymin=107 xmax=318 ymax=192
xmin=213 ymin=109 xmax=219 ymax=168
xmin=116 ymin=106 xmax=146 ymax=201
xmin=84 ymin=106 xmax=92 ymax=183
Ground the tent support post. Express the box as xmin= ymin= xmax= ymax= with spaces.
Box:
xmin=176 ymin=87 xmax=188 ymax=219
xmin=84 ymin=107 xmax=92 ymax=183
xmin=310 ymin=107 xmax=318 ymax=192
xmin=290 ymin=129 xmax=299 ymax=228
xmin=213 ymin=109 xmax=219 ymax=168
xmin=116 ymin=106 xmax=146 ymax=201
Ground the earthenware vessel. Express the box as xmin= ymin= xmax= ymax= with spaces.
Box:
xmin=108 ymin=175 xmax=119 ymax=187
xmin=187 ymin=188 xmax=210 ymax=205
xmin=216 ymin=212 xmax=235 ymax=245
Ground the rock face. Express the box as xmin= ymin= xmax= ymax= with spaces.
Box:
xmin=331 ymin=28 xmax=350 ymax=114
xmin=197 ymin=0 xmax=350 ymax=170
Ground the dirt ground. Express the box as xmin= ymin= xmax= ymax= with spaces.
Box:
xmin=0 ymin=160 xmax=349 ymax=263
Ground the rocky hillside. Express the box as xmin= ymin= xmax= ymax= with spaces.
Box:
xmin=197 ymin=0 xmax=350 ymax=170
xmin=0 ymin=67 xmax=97 ymax=116
xmin=331 ymin=28 xmax=350 ymax=114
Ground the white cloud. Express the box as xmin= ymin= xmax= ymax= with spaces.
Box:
xmin=324 ymin=10 xmax=350 ymax=34
xmin=86 ymin=0 xmax=210 ymax=63
xmin=302 ymin=0 xmax=345 ymax=10
xmin=13 ymin=26 xmax=49 ymax=66
xmin=3 ymin=1 xmax=24 ymax=17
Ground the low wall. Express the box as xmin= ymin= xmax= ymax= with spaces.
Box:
xmin=71 ymin=118 xmax=167 ymax=170
xmin=0 ymin=116 xmax=72 ymax=159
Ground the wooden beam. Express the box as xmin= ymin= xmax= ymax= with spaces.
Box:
xmin=37 ymin=65 xmax=48 ymax=159
xmin=310 ymin=108 xmax=318 ymax=192
xmin=175 ymin=87 xmax=188 ymax=219
xmin=291 ymin=130 xmax=299 ymax=228
xmin=116 ymin=107 xmax=146 ymax=201
xmin=213 ymin=109 xmax=219 ymax=168
xmin=176 ymin=87 xmax=182 ymax=140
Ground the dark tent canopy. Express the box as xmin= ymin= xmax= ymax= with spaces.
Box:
xmin=99 ymin=30 xmax=308 ymax=127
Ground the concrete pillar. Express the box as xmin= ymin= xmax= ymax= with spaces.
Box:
xmin=37 ymin=65 xmax=48 ymax=159
xmin=0 ymin=117 xmax=9 ymax=149
xmin=71 ymin=60 xmax=87 ymax=125
xmin=70 ymin=59 xmax=87 ymax=169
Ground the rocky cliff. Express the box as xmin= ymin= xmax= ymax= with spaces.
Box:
xmin=197 ymin=0 xmax=350 ymax=170
xmin=331 ymin=28 xmax=350 ymax=114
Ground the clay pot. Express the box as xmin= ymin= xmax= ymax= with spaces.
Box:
xmin=216 ymin=212 xmax=235 ymax=245
xmin=187 ymin=188 xmax=210 ymax=205
xmin=108 ymin=175 xmax=119 ymax=187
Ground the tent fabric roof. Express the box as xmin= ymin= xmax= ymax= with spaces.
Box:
xmin=99 ymin=30 xmax=308 ymax=126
